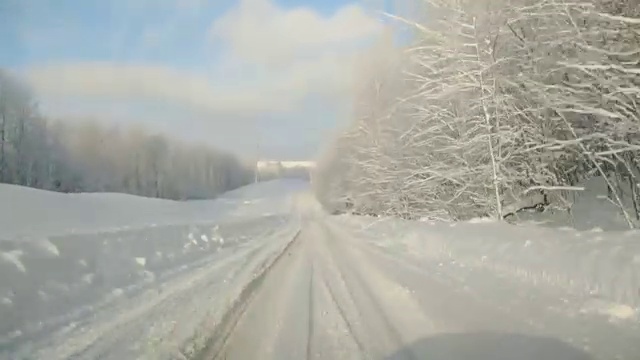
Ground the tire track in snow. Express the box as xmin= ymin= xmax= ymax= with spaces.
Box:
xmin=194 ymin=216 xmax=435 ymax=360
xmin=319 ymin=224 xmax=416 ymax=359
xmin=56 ymin=240 xmax=270 ymax=360
xmin=307 ymin=220 xmax=369 ymax=359
xmin=306 ymin=264 xmax=315 ymax=360
xmin=319 ymin=274 xmax=367 ymax=358
xmin=308 ymin=222 xmax=372 ymax=350
xmin=194 ymin=229 xmax=302 ymax=360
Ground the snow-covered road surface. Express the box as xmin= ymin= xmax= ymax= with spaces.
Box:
xmin=2 ymin=182 xmax=640 ymax=359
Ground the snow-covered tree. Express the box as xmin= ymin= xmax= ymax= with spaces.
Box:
xmin=315 ymin=0 xmax=640 ymax=226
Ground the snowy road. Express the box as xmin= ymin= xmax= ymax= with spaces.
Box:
xmin=2 ymin=183 xmax=640 ymax=359
xmin=193 ymin=203 xmax=640 ymax=360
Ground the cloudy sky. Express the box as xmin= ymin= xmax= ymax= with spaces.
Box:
xmin=0 ymin=0 xmax=392 ymax=160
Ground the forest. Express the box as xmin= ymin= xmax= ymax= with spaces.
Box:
xmin=0 ymin=70 xmax=253 ymax=200
xmin=314 ymin=0 xmax=640 ymax=227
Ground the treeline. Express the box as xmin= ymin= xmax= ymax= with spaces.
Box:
xmin=0 ymin=70 xmax=253 ymax=200
xmin=314 ymin=0 xmax=640 ymax=226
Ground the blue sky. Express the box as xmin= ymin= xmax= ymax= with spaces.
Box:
xmin=0 ymin=0 xmax=394 ymax=160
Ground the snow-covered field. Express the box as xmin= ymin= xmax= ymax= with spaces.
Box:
xmin=0 ymin=180 xmax=307 ymax=359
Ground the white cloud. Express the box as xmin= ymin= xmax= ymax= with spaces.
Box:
xmin=210 ymin=0 xmax=382 ymax=67
xmin=24 ymin=0 xmax=384 ymax=121
xmin=209 ymin=0 xmax=384 ymax=104
xmin=26 ymin=62 xmax=294 ymax=114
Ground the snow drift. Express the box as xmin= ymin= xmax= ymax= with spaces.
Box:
xmin=0 ymin=179 xmax=308 ymax=239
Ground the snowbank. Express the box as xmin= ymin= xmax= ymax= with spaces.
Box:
xmin=335 ymin=215 xmax=640 ymax=312
xmin=0 ymin=179 xmax=307 ymax=239
xmin=0 ymin=183 xmax=204 ymax=239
